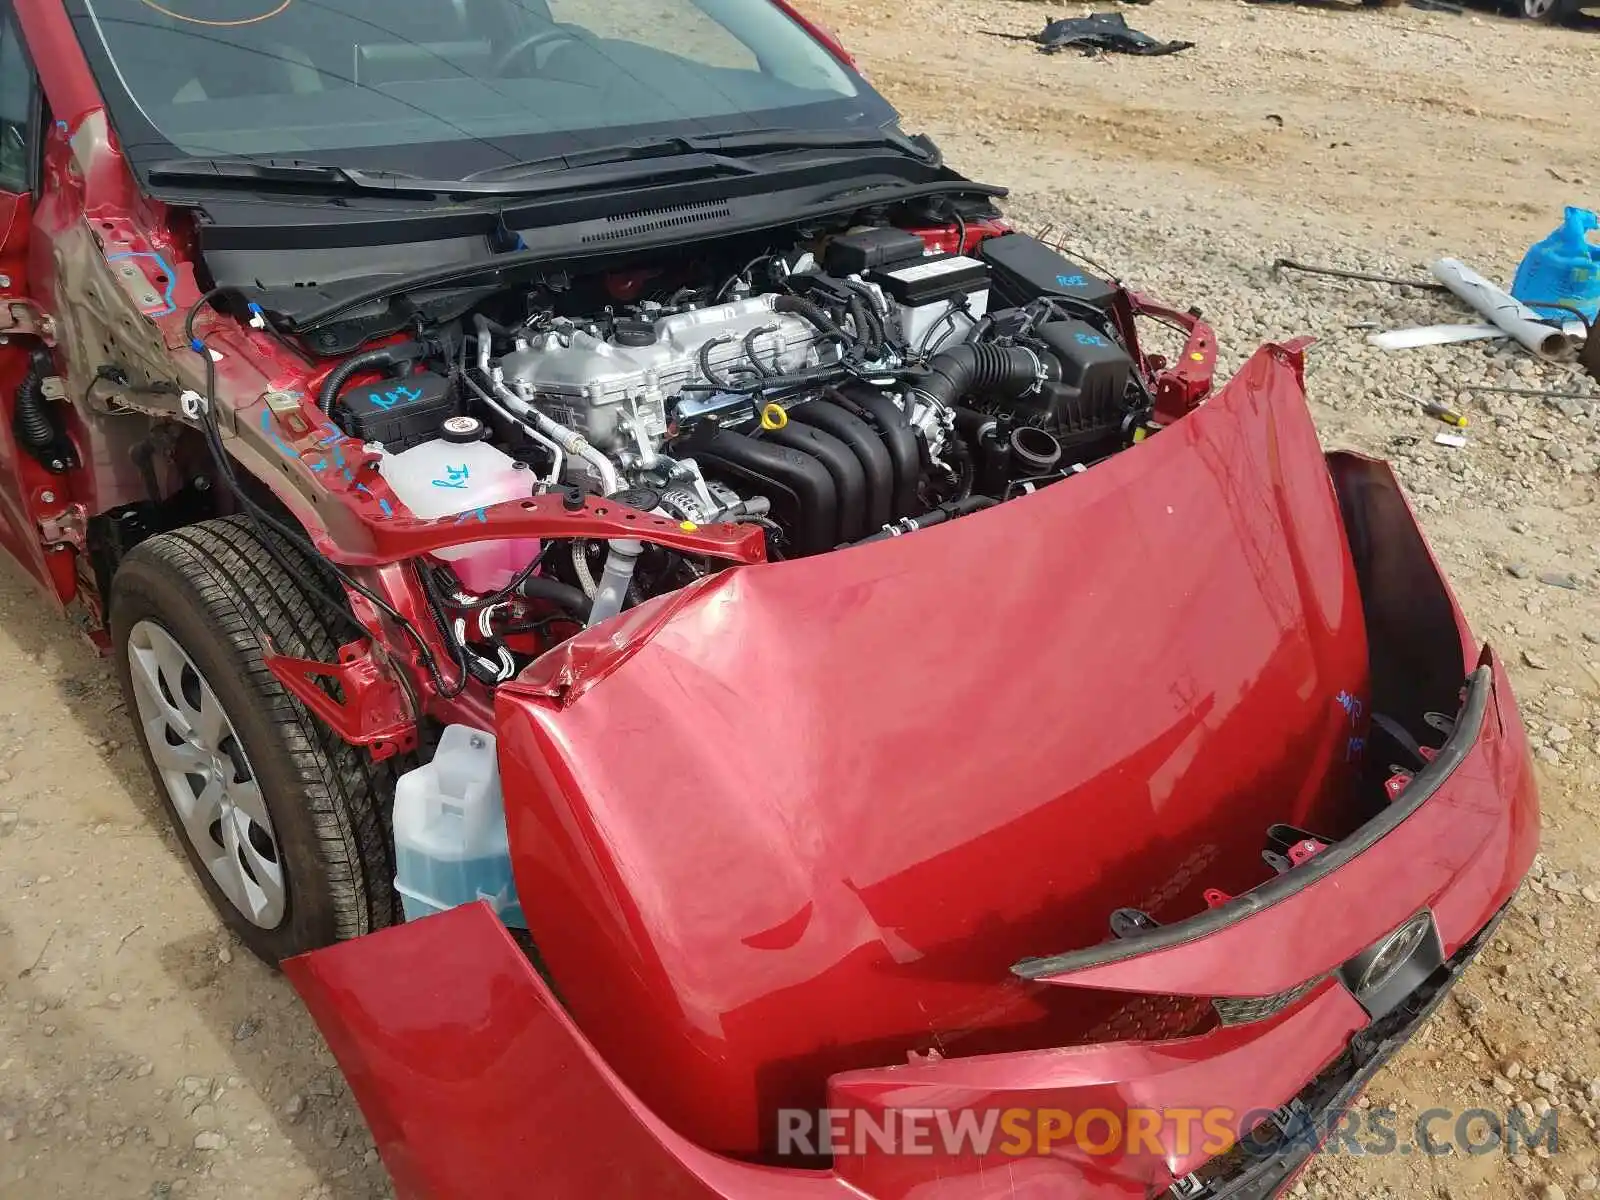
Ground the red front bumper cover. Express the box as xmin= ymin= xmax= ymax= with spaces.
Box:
xmin=284 ymin=347 xmax=1538 ymax=1200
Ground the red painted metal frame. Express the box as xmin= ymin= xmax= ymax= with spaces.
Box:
xmin=264 ymin=639 xmax=420 ymax=761
xmin=768 ymin=0 xmax=860 ymax=70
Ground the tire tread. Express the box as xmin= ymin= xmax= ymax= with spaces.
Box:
xmin=118 ymin=516 xmax=398 ymax=948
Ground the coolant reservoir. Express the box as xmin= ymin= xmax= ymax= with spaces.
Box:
xmin=376 ymin=428 xmax=539 ymax=592
xmin=393 ymin=725 xmax=526 ymax=928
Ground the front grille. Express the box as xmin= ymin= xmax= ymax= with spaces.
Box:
xmin=1211 ymin=976 xmax=1327 ymax=1027
xmin=1080 ymin=993 xmax=1217 ymax=1044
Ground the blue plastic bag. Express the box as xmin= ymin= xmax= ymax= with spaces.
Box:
xmin=1512 ymin=206 xmax=1600 ymax=322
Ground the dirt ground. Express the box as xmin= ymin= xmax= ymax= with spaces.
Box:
xmin=3 ymin=2 xmax=1600 ymax=1197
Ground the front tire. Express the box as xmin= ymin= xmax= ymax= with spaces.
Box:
xmin=1518 ymin=0 xmax=1572 ymax=19
xmin=111 ymin=517 xmax=398 ymax=963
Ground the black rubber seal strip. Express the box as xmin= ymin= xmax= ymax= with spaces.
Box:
xmin=1012 ymin=664 xmax=1492 ymax=980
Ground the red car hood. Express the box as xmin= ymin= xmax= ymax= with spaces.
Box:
xmin=491 ymin=343 xmax=1371 ymax=1156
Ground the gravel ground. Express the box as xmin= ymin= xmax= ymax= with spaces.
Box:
xmin=3 ymin=2 xmax=1600 ymax=1197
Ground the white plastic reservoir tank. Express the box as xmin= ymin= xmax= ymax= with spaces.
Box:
xmin=393 ymin=724 xmax=527 ymax=928
xmin=377 ymin=434 xmax=539 ymax=593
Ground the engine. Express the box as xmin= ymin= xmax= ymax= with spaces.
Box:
xmin=326 ymin=225 xmax=1151 ymax=676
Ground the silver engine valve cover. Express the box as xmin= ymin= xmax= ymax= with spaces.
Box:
xmin=498 ymin=295 xmax=832 ymax=453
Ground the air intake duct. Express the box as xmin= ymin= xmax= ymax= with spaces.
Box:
xmin=910 ymin=343 xmax=1057 ymax=410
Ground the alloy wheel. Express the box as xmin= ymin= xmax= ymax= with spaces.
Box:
xmin=126 ymin=619 xmax=286 ymax=928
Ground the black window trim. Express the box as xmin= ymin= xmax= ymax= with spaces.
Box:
xmin=0 ymin=0 xmax=46 ymax=198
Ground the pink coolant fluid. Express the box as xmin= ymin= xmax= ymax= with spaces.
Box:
xmin=376 ymin=437 xmax=542 ymax=594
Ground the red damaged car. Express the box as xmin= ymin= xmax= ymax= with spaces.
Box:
xmin=0 ymin=0 xmax=1538 ymax=1196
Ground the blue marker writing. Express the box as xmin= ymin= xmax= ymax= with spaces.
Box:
xmin=370 ymin=385 xmax=424 ymax=411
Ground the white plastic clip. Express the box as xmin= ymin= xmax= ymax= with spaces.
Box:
xmin=179 ymin=389 xmax=208 ymax=420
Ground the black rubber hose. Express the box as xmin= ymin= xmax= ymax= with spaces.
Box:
xmin=317 ymin=341 xmax=422 ymax=416
xmin=855 ymin=496 xmax=997 ymax=544
xmin=519 ymin=575 xmax=593 ymax=622
xmin=15 ymin=349 xmax=55 ymax=449
xmin=690 ymin=362 xmax=855 ymax=399
xmin=837 ymin=386 xmax=920 ymax=519
xmin=845 ymin=291 xmax=882 ymax=358
xmin=743 ymin=326 xmax=778 ymax=377
xmin=914 ymin=343 xmax=1057 ymax=410
xmin=1010 ymin=425 xmax=1063 ymax=475
xmin=789 ymin=400 xmax=894 ymax=534
xmin=955 ymin=407 xmax=1010 ymax=497
xmin=772 ymin=294 xmax=856 ymax=349
xmin=945 ymin=495 xmax=998 ymax=518
xmin=843 ymin=279 xmax=897 ymax=353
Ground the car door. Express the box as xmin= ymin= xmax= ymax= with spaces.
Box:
xmin=0 ymin=3 xmax=68 ymax=603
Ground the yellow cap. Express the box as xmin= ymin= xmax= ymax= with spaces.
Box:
xmin=760 ymin=403 xmax=788 ymax=431
xmin=679 ymin=521 xmax=699 ymax=532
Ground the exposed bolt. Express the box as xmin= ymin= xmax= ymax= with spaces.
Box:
xmin=193 ymin=475 xmax=211 ymax=492
xmin=39 ymin=490 xmax=56 ymax=504
xmin=0 ymin=275 xmax=10 ymax=288
xmin=469 ymin=735 xmax=486 ymax=750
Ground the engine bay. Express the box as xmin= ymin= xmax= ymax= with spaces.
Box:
xmin=318 ymin=225 xmax=1156 ymax=682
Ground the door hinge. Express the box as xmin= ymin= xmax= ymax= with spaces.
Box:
xmin=0 ymin=300 xmax=56 ymax=345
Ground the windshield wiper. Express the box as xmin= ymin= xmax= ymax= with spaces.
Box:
xmin=148 ymin=157 xmax=433 ymax=189
xmin=463 ymin=126 xmax=937 ymax=184
xmin=150 ymin=152 xmax=763 ymax=198
xmin=695 ymin=125 xmax=938 ymax=161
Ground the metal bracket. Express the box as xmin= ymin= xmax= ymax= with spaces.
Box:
xmin=0 ymin=299 xmax=56 ymax=345
xmin=38 ymin=501 xmax=87 ymax=548
xmin=264 ymin=639 xmax=418 ymax=761
xmin=1262 ymin=823 xmax=1332 ymax=874
xmin=1266 ymin=1098 xmax=1311 ymax=1139
xmin=1109 ymin=906 xmax=1161 ymax=939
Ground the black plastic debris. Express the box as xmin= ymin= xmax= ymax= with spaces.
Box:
xmin=986 ymin=12 xmax=1195 ymax=57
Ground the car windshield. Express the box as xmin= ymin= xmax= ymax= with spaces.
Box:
xmin=72 ymin=0 xmax=874 ymax=170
